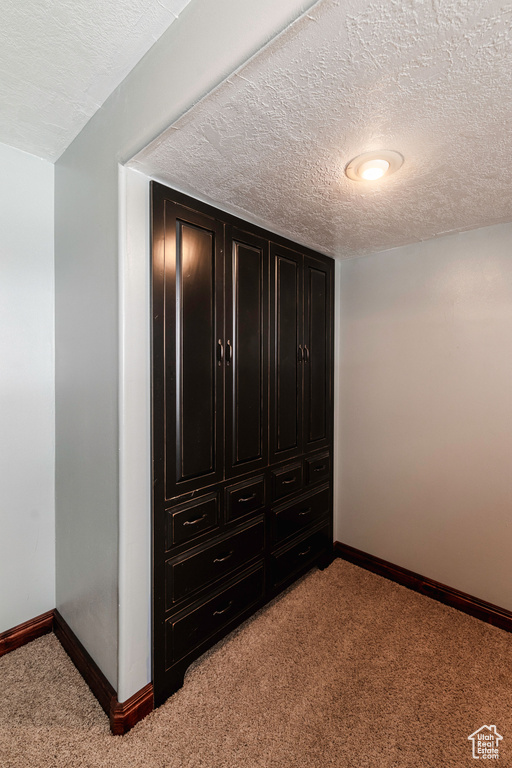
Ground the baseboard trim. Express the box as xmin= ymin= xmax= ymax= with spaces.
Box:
xmin=1 ymin=608 xmax=153 ymax=734
xmin=53 ymin=609 xmax=116 ymax=717
xmin=334 ymin=541 xmax=512 ymax=633
xmin=0 ymin=610 xmax=54 ymax=657
xmin=53 ymin=609 xmax=154 ymax=734
xmin=110 ymin=683 xmax=154 ymax=736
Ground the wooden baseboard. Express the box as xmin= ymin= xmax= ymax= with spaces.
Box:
xmin=110 ymin=683 xmax=154 ymax=736
xmin=1 ymin=608 xmax=153 ymax=734
xmin=0 ymin=610 xmax=54 ymax=657
xmin=334 ymin=541 xmax=512 ymax=633
xmin=53 ymin=609 xmax=154 ymax=734
xmin=53 ymin=609 xmax=116 ymax=717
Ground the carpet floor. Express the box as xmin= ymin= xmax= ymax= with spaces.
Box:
xmin=1 ymin=559 xmax=512 ymax=767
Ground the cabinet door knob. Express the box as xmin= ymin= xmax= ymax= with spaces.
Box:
xmin=217 ymin=339 xmax=224 ymax=366
xmin=297 ymin=345 xmax=304 ymax=362
xmin=226 ymin=339 xmax=232 ymax=365
xmin=304 ymin=345 xmax=310 ymax=362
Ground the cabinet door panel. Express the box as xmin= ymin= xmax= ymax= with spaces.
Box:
xmin=162 ymin=201 xmax=224 ymax=499
xmin=270 ymin=244 xmax=303 ymax=463
xmin=225 ymin=227 xmax=268 ymax=476
xmin=303 ymin=256 xmax=332 ymax=452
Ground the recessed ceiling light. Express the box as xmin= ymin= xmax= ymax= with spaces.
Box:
xmin=345 ymin=150 xmax=404 ymax=182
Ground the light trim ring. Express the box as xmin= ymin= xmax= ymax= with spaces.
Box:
xmin=345 ymin=150 xmax=404 ymax=182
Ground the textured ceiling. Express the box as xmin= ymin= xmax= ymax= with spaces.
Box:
xmin=131 ymin=0 xmax=512 ymax=259
xmin=0 ymin=0 xmax=192 ymax=161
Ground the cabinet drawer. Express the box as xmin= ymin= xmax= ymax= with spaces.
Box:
xmin=167 ymin=520 xmax=264 ymax=606
xmin=305 ymin=453 xmax=330 ymax=486
xmin=271 ymin=526 xmax=330 ymax=588
xmin=271 ymin=462 xmax=303 ymax=502
xmin=167 ymin=567 xmax=264 ymax=664
xmin=271 ymin=485 xmax=329 ymax=545
xmin=166 ymin=492 xmax=220 ymax=549
xmin=225 ymin=476 xmax=265 ymax=522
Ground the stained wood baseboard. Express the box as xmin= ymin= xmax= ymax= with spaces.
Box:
xmin=0 ymin=610 xmax=54 ymax=657
xmin=1 ymin=608 xmax=153 ymax=734
xmin=334 ymin=541 xmax=512 ymax=633
xmin=110 ymin=682 xmax=154 ymax=736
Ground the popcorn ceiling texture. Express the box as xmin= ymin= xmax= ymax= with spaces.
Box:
xmin=132 ymin=0 xmax=512 ymax=259
xmin=0 ymin=0 xmax=192 ymax=161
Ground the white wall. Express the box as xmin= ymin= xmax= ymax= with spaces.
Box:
xmin=0 ymin=142 xmax=55 ymax=632
xmin=55 ymin=0 xmax=319 ymax=698
xmin=337 ymin=223 xmax=512 ymax=610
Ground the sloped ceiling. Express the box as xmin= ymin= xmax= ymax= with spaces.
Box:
xmin=0 ymin=0 xmax=192 ymax=161
xmin=130 ymin=0 xmax=512 ymax=258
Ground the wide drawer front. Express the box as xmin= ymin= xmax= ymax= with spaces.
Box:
xmin=225 ymin=476 xmax=265 ymax=522
xmin=167 ymin=519 xmax=264 ymax=606
xmin=166 ymin=492 xmax=220 ymax=549
xmin=271 ymin=526 xmax=330 ymax=588
xmin=271 ymin=485 xmax=329 ymax=545
xmin=166 ymin=567 xmax=264 ymax=665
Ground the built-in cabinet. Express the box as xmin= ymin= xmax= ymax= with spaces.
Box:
xmin=151 ymin=183 xmax=334 ymax=707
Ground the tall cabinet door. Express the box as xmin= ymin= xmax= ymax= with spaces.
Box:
xmin=270 ymin=243 xmax=303 ymax=464
xmin=303 ymin=255 xmax=333 ymax=453
xmin=153 ymin=191 xmax=225 ymax=501
xmin=225 ymin=227 xmax=269 ymax=477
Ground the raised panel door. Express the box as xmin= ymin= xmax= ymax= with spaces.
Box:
xmin=159 ymin=196 xmax=224 ymax=500
xmin=303 ymin=255 xmax=332 ymax=452
xmin=225 ymin=227 xmax=269 ymax=477
xmin=270 ymin=244 xmax=303 ymax=463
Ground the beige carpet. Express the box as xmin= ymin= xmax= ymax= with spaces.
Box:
xmin=1 ymin=559 xmax=512 ymax=767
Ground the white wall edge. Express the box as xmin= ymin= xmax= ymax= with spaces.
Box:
xmin=332 ymin=258 xmax=342 ymax=544
xmin=118 ymin=165 xmax=152 ymax=702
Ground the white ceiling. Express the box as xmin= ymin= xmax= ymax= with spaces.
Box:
xmin=131 ymin=0 xmax=512 ymax=259
xmin=0 ymin=0 xmax=192 ymax=161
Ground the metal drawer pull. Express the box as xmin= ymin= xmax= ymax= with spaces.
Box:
xmin=217 ymin=339 xmax=224 ymax=366
xmin=226 ymin=339 xmax=232 ymax=365
xmin=304 ymin=344 xmax=310 ymax=362
xmin=298 ymin=546 xmax=312 ymax=557
xmin=299 ymin=507 xmax=312 ymax=517
xmin=282 ymin=476 xmax=296 ymax=485
xmin=238 ymin=491 xmax=257 ymax=503
xmin=182 ymin=513 xmax=208 ymax=526
xmin=213 ymin=600 xmax=233 ymax=616
xmin=213 ymin=550 xmax=234 ymax=564
xmin=313 ymin=464 xmax=326 ymax=472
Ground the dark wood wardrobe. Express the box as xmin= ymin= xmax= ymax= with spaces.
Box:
xmin=151 ymin=183 xmax=334 ymax=707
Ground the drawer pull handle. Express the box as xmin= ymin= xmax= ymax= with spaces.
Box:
xmin=213 ymin=600 xmax=233 ymax=617
xmin=282 ymin=476 xmax=296 ymax=485
xmin=213 ymin=550 xmax=234 ymax=564
xmin=298 ymin=546 xmax=312 ymax=557
xmin=182 ymin=513 xmax=208 ymax=526
xmin=313 ymin=464 xmax=326 ymax=472
xmin=299 ymin=507 xmax=312 ymax=517
xmin=238 ymin=491 xmax=257 ymax=503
